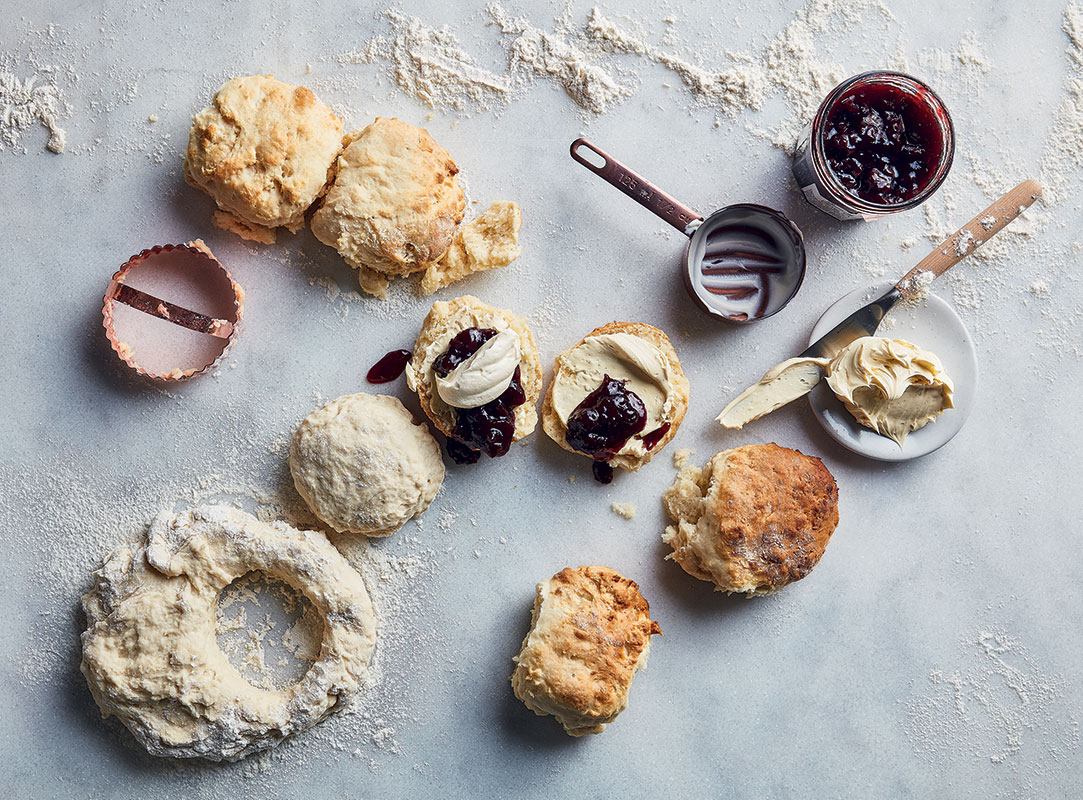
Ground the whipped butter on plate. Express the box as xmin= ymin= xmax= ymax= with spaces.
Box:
xmin=718 ymin=335 xmax=953 ymax=447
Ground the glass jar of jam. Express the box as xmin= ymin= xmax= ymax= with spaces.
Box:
xmin=792 ymin=71 xmax=954 ymax=221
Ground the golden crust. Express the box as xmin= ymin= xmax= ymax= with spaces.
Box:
xmin=511 ymin=566 xmax=661 ymax=736
xmin=406 ymin=295 xmax=541 ymax=443
xmin=184 ymin=75 xmax=344 ymax=233
xmin=310 ymin=118 xmax=466 ymax=292
xmin=420 ymin=201 xmax=522 ymax=295
xmin=662 ymin=444 xmax=840 ymax=595
xmin=541 ymin=321 xmax=690 ymax=471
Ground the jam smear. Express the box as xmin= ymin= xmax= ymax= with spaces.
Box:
xmin=366 ymin=349 xmax=412 ymax=383
xmin=566 ymin=375 xmax=647 ymax=468
xmin=822 ymin=82 xmax=943 ymax=206
xmin=641 ymin=422 xmax=671 ymax=451
xmin=592 ymin=461 xmax=614 ymax=484
xmin=433 ymin=327 xmax=525 ymax=464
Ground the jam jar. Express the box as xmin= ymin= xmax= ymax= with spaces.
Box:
xmin=792 ymin=71 xmax=954 ymax=221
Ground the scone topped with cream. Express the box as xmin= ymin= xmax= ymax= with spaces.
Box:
xmin=311 ymin=117 xmax=466 ymax=297
xmin=407 ymin=295 xmax=542 ymax=464
xmin=184 ymin=75 xmax=344 ymax=243
xmin=542 ymin=322 xmax=689 ymax=483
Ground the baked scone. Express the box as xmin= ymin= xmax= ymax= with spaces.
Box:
xmin=290 ymin=393 xmax=444 ymax=536
xmin=184 ymin=75 xmax=344 ymax=241
xmin=662 ymin=444 xmax=839 ymax=595
xmin=542 ymin=322 xmax=689 ymax=476
xmin=310 ymin=117 xmax=466 ymax=297
xmin=511 ymin=566 xmax=661 ymax=736
xmin=406 ymin=295 xmax=541 ymax=463
xmin=420 ymin=201 xmax=522 ymax=295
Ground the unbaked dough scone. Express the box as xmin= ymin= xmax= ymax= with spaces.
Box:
xmin=290 ymin=393 xmax=444 ymax=536
xmin=662 ymin=444 xmax=839 ymax=595
xmin=406 ymin=295 xmax=541 ymax=461
xmin=184 ymin=75 xmax=344 ymax=241
xmin=542 ymin=322 xmax=689 ymax=472
xmin=420 ymin=201 xmax=522 ymax=295
xmin=311 ymin=117 xmax=466 ymax=298
xmin=511 ymin=566 xmax=661 ymax=736
xmin=80 ymin=505 xmax=376 ymax=761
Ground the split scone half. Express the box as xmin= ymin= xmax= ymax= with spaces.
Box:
xmin=311 ymin=117 xmax=466 ymax=297
xmin=512 ymin=566 xmax=661 ymax=736
xmin=542 ymin=321 xmax=689 ymax=474
xmin=662 ymin=443 xmax=839 ymax=595
xmin=184 ymin=75 xmax=344 ymax=244
xmin=406 ymin=295 xmax=541 ymax=463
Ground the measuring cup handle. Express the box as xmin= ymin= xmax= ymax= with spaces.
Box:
xmin=570 ymin=138 xmax=704 ymax=235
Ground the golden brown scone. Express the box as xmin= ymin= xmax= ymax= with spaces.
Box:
xmin=406 ymin=295 xmax=541 ymax=448
xmin=184 ymin=75 xmax=344 ymax=236
xmin=662 ymin=444 xmax=839 ymax=595
xmin=511 ymin=566 xmax=661 ymax=736
xmin=310 ymin=118 xmax=466 ymax=297
xmin=420 ymin=201 xmax=522 ymax=295
xmin=542 ymin=321 xmax=689 ymax=472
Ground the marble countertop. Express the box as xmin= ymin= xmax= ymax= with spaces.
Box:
xmin=2 ymin=0 xmax=1081 ymax=797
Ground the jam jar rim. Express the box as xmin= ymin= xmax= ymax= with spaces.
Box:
xmin=810 ymin=70 xmax=955 ymax=215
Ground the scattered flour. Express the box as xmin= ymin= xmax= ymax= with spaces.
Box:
xmin=487 ymin=3 xmax=632 ymax=114
xmin=0 ymin=69 xmax=66 ymax=152
xmin=905 ymin=629 xmax=1079 ymax=777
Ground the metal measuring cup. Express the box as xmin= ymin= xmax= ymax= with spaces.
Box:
xmin=570 ymin=138 xmax=807 ymax=323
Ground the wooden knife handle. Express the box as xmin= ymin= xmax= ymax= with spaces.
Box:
xmin=895 ymin=179 xmax=1042 ymax=297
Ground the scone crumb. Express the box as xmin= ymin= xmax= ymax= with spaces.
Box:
xmin=672 ymin=448 xmax=695 ymax=469
xmin=213 ymin=211 xmax=276 ymax=245
xmin=611 ymin=502 xmax=637 ymax=519
xmin=420 ymin=201 xmax=522 ymax=295
xmin=568 ymin=475 xmax=576 ymax=484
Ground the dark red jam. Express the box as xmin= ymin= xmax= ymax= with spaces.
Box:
xmin=432 ymin=327 xmax=525 ymax=464
xmin=641 ymin=422 xmax=671 ymax=451
xmin=822 ymin=82 xmax=943 ymax=206
xmin=592 ymin=461 xmax=614 ymax=484
xmin=565 ymin=375 xmax=647 ymax=481
xmin=366 ymin=349 xmax=412 ymax=383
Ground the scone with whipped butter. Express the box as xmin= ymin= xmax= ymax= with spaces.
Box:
xmin=184 ymin=75 xmax=344 ymax=243
xmin=662 ymin=444 xmax=839 ymax=595
xmin=542 ymin=322 xmax=689 ymax=483
xmin=290 ymin=393 xmax=444 ymax=536
xmin=511 ymin=566 xmax=661 ymax=736
xmin=311 ymin=117 xmax=466 ymax=298
xmin=406 ymin=295 xmax=542 ymax=464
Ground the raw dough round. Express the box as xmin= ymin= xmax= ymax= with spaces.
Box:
xmin=79 ymin=505 xmax=376 ymax=762
xmin=310 ymin=117 xmax=466 ymax=297
xmin=662 ymin=444 xmax=839 ymax=595
xmin=290 ymin=393 xmax=445 ymax=535
xmin=184 ymin=75 xmax=344 ymax=236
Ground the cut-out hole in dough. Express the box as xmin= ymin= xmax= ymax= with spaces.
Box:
xmin=216 ymin=571 xmax=324 ymax=690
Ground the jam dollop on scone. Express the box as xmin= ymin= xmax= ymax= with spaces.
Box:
xmin=311 ymin=117 xmax=466 ymax=298
xmin=662 ymin=444 xmax=839 ymax=595
xmin=407 ymin=295 xmax=542 ymax=464
xmin=512 ymin=566 xmax=661 ymax=736
xmin=542 ymin=322 xmax=689 ymax=483
xmin=184 ymin=75 xmax=344 ymax=244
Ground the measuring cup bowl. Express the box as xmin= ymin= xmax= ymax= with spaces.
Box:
xmin=570 ymin=138 xmax=807 ymax=323
xmin=684 ymin=204 xmax=806 ymax=323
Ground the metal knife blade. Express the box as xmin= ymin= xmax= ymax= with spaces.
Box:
xmin=798 ymin=287 xmax=901 ymax=361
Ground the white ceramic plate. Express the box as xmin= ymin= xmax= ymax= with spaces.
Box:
xmin=807 ymin=281 xmax=978 ymax=462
